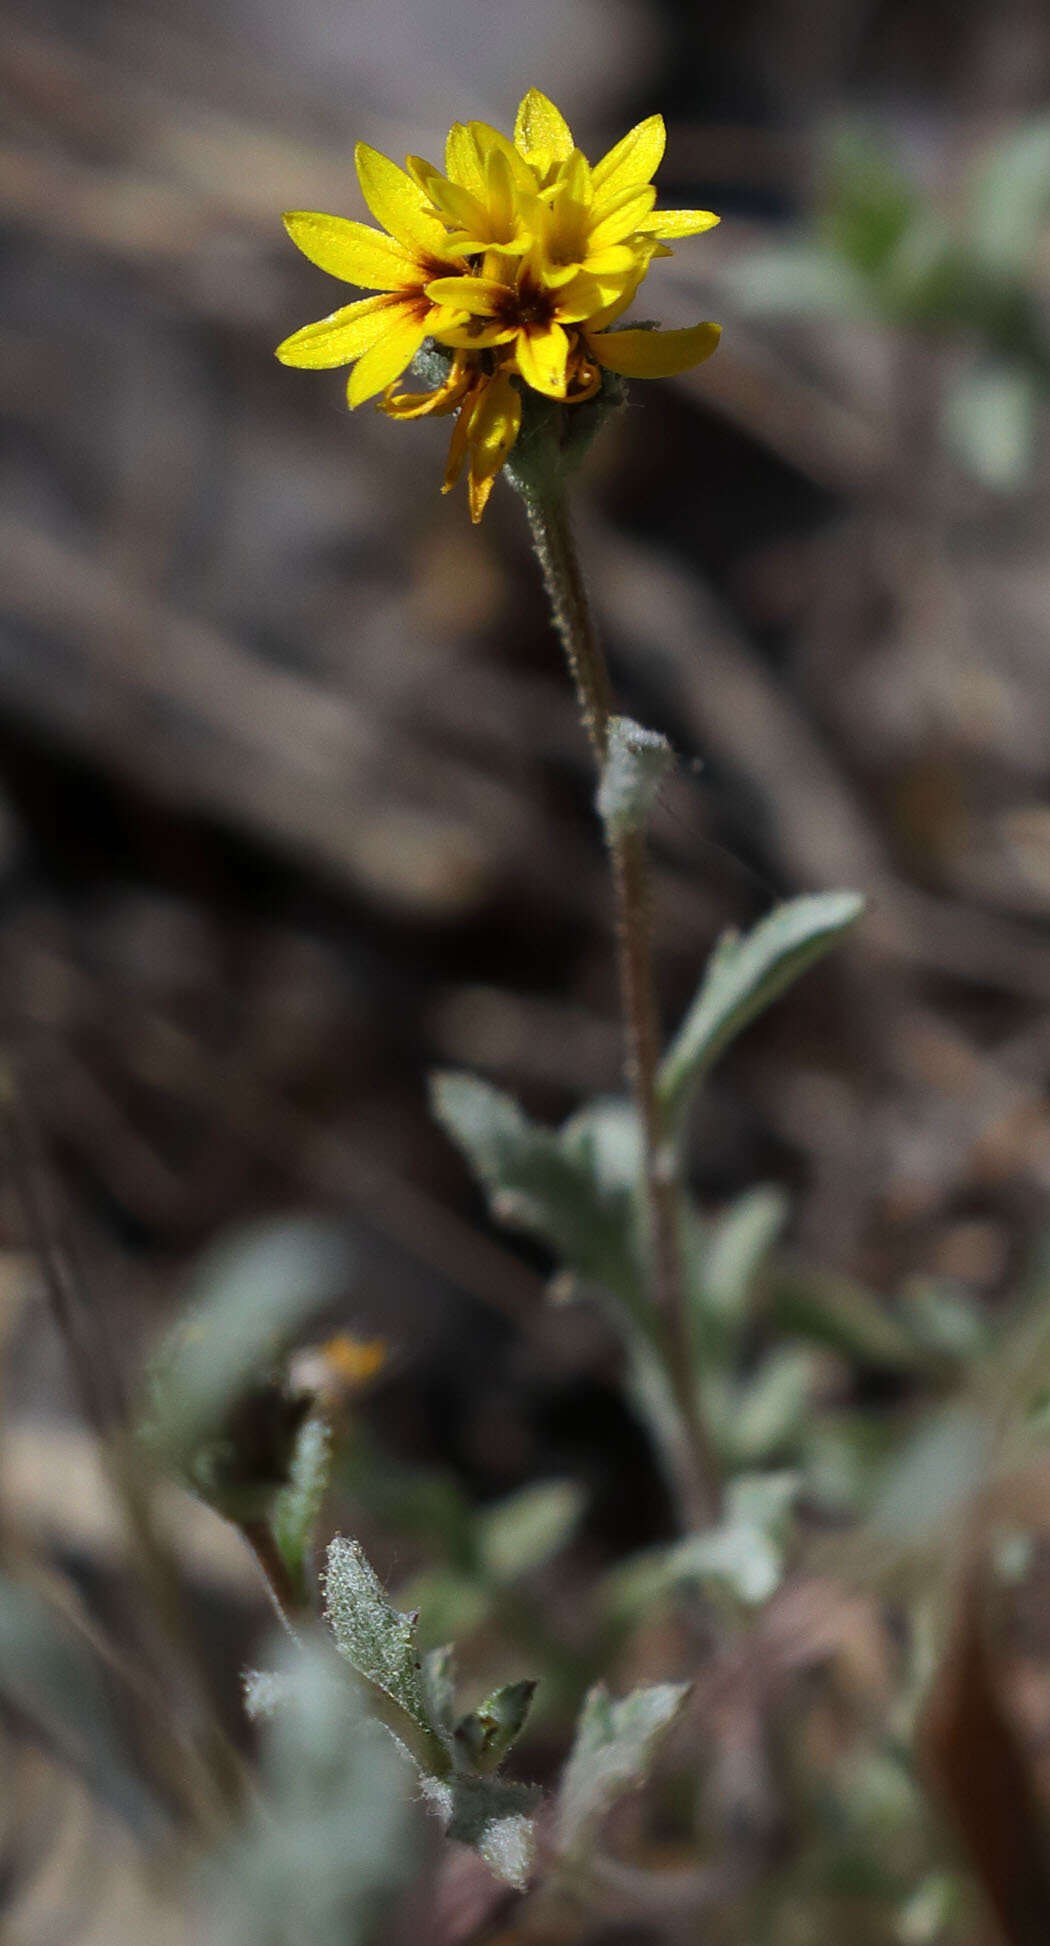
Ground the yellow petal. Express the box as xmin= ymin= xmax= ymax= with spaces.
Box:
xmin=404 ymin=153 xmax=440 ymax=193
xmin=559 ymin=147 xmax=593 ymax=207
xmin=588 ymin=185 xmax=657 ymax=251
xmin=514 ymin=89 xmax=575 ymax=175
xmin=584 ymin=268 xmax=647 ymax=333
xmin=432 ymin=319 xmax=516 ymax=349
xmin=484 ymin=144 xmax=518 ymax=238
xmin=345 ymin=306 xmax=430 ymax=406
xmin=355 ymin=144 xmax=451 ymax=259
xmin=424 ymin=274 xmax=505 ymax=316
xmin=425 ymin=175 xmax=485 ymax=234
xmin=443 ymin=396 xmax=475 ymax=489
xmin=468 ymin=472 xmax=497 ymax=523
xmin=382 ymin=360 xmax=470 ymax=419
xmin=445 ymin=122 xmax=486 ymax=197
xmin=537 ymin=256 xmax=586 ymax=288
xmin=426 ymin=301 xmax=473 ymax=335
xmin=276 ymin=293 xmax=399 ymax=368
xmin=468 ymin=369 xmax=523 ymax=480
xmin=555 ymin=267 xmax=639 ymax=320
xmin=515 ymin=321 xmax=570 ymax=397
xmin=583 ymin=244 xmax=639 ymax=276
xmin=444 ymin=230 xmax=531 ymax=257
xmin=637 ymin=208 xmax=721 ymax=240
xmin=283 ymin=211 xmax=415 ymax=290
xmin=586 ymin=319 xmax=721 ymax=378
xmin=591 ymin=114 xmax=666 ymax=198
xmin=467 ymin=122 xmax=535 ymax=191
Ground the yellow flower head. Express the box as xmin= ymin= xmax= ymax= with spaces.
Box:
xmin=277 ymin=89 xmax=721 ymax=520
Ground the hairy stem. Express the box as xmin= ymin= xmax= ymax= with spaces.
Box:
xmin=523 ymin=488 xmax=719 ymax=1528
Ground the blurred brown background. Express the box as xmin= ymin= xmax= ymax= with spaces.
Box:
xmin=2 ymin=0 xmax=1050 ymax=1932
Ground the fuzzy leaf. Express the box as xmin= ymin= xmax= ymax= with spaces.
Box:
xmin=597 ymin=717 xmax=673 ymax=835
xmin=772 ymin=1264 xmax=927 ymax=1370
xmin=659 ymin=892 xmax=864 ymax=1127
xmin=693 ymin=1184 xmax=789 ymax=1335
xmin=606 ymin=1472 xmax=801 ymax=1618
xmin=430 ymin=1073 xmax=640 ymax=1312
xmin=477 ymin=1480 xmax=586 ymax=1584
xmin=271 ymin=1413 xmax=332 ymax=1602
xmin=324 ymin=1536 xmax=433 ymax=1737
xmin=729 ymin=1348 xmax=825 ymax=1465
xmin=558 ymin=1681 xmax=690 ymax=1857
xmin=943 ymin=362 xmax=1039 ymax=491
xmin=455 ymin=1679 xmax=537 ymax=1771
xmin=146 ymin=1217 xmax=352 ymax=1469
xmin=422 ymin=1772 xmax=540 ymax=1890
xmin=667 ymin=1472 xmax=801 ymax=1605
xmin=211 ymin=1633 xmax=411 ymax=1946
xmin=422 ymin=1644 xmax=458 ymax=1738
xmin=242 ymin=1666 xmax=290 ymax=1720
xmin=970 ymin=116 xmax=1050 ymax=275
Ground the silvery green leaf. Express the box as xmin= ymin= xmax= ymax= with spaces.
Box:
xmin=970 ymin=116 xmax=1050 ymax=274
xmin=871 ymin=1404 xmax=992 ymax=1549
xmin=270 ymin=1413 xmax=331 ymax=1603
xmin=145 ymin=1217 xmax=352 ymax=1468
xmin=729 ymin=1348 xmax=825 ymax=1464
xmin=422 ymin=1644 xmax=457 ymax=1738
xmin=668 ymin=1471 xmax=800 ymax=1606
xmin=454 ymin=1679 xmax=537 ymax=1772
xmin=323 ymin=1536 xmax=434 ymax=1740
xmin=477 ymin=1480 xmax=586 ymax=1584
xmin=943 ymin=362 xmax=1039 ymax=492
xmin=898 ymin=1871 xmax=965 ymax=1943
xmin=660 ymin=892 xmax=864 ymax=1128
xmin=772 ymin=1264 xmax=926 ymax=1370
xmin=820 ymin=125 xmax=916 ymax=276
xmin=695 ymin=1184 xmax=790 ymax=1331
xmin=421 ymin=1773 xmax=539 ymax=1891
xmin=559 ymin=1098 xmax=643 ymax=1197
xmin=597 ymin=717 xmax=673 ymax=836
xmin=605 ymin=1472 xmax=801 ymax=1618
xmin=209 ymin=1633 xmax=412 ymax=1946
xmin=474 ymin=1811 xmax=535 ymax=1892
xmin=242 ymin=1667 xmax=289 ymax=1721
xmin=901 ymin=1280 xmax=989 ymax=1363
xmin=430 ymin=1073 xmax=642 ymax=1315
xmin=558 ymin=1681 xmax=690 ymax=1858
